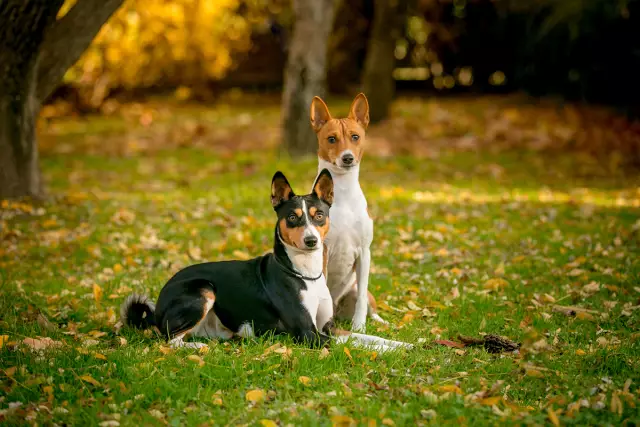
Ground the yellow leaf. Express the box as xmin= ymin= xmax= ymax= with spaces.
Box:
xmin=343 ymin=347 xmax=353 ymax=361
xmin=186 ymin=355 xmax=205 ymax=367
xmin=113 ymin=263 xmax=123 ymax=273
xmin=525 ymin=368 xmax=544 ymax=378
xmin=298 ymin=376 xmax=311 ymax=386
xmin=212 ymin=397 xmax=223 ymax=406
xmin=94 ymin=352 xmax=107 ymax=360
xmin=4 ymin=366 xmax=17 ymax=377
xmin=576 ymin=312 xmax=594 ymax=321
xmin=93 ymin=283 xmax=103 ymax=305
xmin=331 ymin=415 xmax=356 ymax=427
xmin=319 ymin=347 xmax=330 ymax=360
xmin=43 ymin=385 xmax=53 ymax=394
xmin=158 ymin=345 xmax=172 ymax=355
xmin=547 ymin=407 xmax=560 ymax=427
xmin=79 ymin=375 xmax=101 ymax=386
xmin=575 ymin=349 xmax=586 ymax=356
xmin=382 ymin=418 xmax=395 ymax=426
xmin=438 ymin=385 xmax=463 ymax=394
xmin=478 ymin=396 xmax=502 ymax=406
xmin=245 ymin=389 xmax=265 ymax=403
xmin=483 ymin=278 xmax=509 ymax=291
xmin=370 ymin=351 xmax=378 ymax=361
xmin=0 ymin=335 xmax=8 ymax=349
xmin=259 ymin=420 xmax=277 ymax=427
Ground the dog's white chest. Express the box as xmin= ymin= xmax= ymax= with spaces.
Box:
xmin=300 ymin=276 xmax=333 ymax=327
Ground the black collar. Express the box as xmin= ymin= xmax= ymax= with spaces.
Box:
xmin=272 ymin=254 xmax=323 ymax=281
xmin=274 ymin=229 xmax=324 ymax=281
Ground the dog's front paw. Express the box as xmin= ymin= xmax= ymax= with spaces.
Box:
xmin=351 ymin=318 xmax=366 ymax=333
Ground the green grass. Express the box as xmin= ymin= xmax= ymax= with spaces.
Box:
xmin=1 ymin=95 xmax=640 ymax=426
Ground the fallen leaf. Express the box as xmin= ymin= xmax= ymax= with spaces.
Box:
xmin=298 ymin=376 xmax=311 ymax=386
xmin=525 ymin=368 xmax=544 ymax=378
xmin=382 ymin=418 xmax=395 ymax=426
xmin=478 ymin=396 xmax=502 ymax=406
xmin=547 ymin=407 xmax=560 ymax=427
xmin=434 ymin=339 xmax=465 ymax=349
xmin=438 ymin=385 xmax=463 ymax=394
xmin=331 ymin=415 xmax=357 ymax=427
xmin=245 ymin=389 xmax=265 ymax=403
xmin=79 ymin=375 xmax=101 ymax=386
xmin=23 ymin=337 xmax=63 ymax=351
xmin=232 ymin=250 xmax=252 ymax=260
xmin=319 ymin=347 xmax=330 ymax=360
xmin=148 ymin=409 xmax=164 ymax=419
xmin=93 ymin=283 xmax=103 ymax=305
xmin=343 ymin=347 xmax=353 ymax=361
xmin=186 ymin=354 xmax=205 ymax=367
xmin=94 ymin=352 xmax=107 ymax=361
xmin=4 ymin=366 xmax=17 ymax=377
xmin=0 ymin=335 xmax=9 ymax=349
xmin=259 ymin=420 xmax=277 ymax=427
xmin=483 ymin=278 xmax=509 ymax=291
xmin=575 ymin=349 xmax=586 ymax=356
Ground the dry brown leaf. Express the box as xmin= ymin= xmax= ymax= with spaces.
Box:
xmin=478 ymin=396 xmax=502 ymax=406
xmin=438 ymin=384 xmax=463 ymax=394
xmin=93 ymin=283 xmax=103 ymax=305
xmin=23 ymin=337 xmax=63 ymax=351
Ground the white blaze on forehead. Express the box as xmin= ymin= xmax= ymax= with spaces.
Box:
xmin=301 ymin=200 xmax=321 ymax=240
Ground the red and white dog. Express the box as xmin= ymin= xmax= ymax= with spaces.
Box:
xmin=310 ymin=93 xmax=386 ymax=332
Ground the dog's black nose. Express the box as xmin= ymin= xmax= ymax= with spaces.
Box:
xmin=342 ymin=153 xmax=354 ymax=165
xmin=304 ymin=235 xmax=318 ymax=248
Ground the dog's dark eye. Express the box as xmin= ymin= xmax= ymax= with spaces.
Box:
xmin=314 ymin=212 xmax=324 ymax=221
xmin=328 ymin=136 xmax=336 ymax=144
xmin=351 ymin=134 xmax=359 ymax=142
xmin=287 ymin=214 xmax=297 ymax=222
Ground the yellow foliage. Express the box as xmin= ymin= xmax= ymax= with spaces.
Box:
xmin=64 ymin=0 xmax=268 ymax=90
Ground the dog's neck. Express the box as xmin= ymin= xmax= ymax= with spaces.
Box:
xmin=317 ymin=158 xmax=362 ymax=204
xmin=273 ymin=228 xmax=324 ymax=279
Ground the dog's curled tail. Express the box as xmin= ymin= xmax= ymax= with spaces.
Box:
xmin=120 ymin=294 xmax=156 ymax=329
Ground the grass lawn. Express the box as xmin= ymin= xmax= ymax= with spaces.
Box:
xmin=1 ymin=94 xmax=640 ymax=426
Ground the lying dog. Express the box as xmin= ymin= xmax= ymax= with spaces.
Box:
xmin=120 ymin=170 xmax=410 ymax=352
xmin=311 ymin=93 xmax=386 ymax=331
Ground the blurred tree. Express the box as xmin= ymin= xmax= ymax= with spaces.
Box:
xmin=361 ymin=0 xmax=414 ymax=123
xmin=0 ymin=0 xmax=122 ymax=199
xmin=281 ymin=0 xmax=336 ymax=156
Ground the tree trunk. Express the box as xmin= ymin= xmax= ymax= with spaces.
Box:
xmin=0 ymin=0 xmax=123 ymax=199
xmin=361 ymin=0 xmax=413 ymax=124
xmin=281 ymin=0 xmax=337 ymax=157
xmin=0 ymin=1 xmax=62 ymax=199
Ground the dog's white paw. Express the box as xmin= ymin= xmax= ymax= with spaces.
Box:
xmin=370 ymin=313 xmax=389 ymax=325
xmin=351 ymin=319 xmax=366 ymax=333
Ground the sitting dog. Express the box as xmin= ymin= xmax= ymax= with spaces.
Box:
xmin=120 ymin=170 xmax=410 ymax=352
xmin=310 ymin=93 xmax=386 ymax=331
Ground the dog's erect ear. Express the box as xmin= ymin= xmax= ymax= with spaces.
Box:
xmin=271 ymin=171 xmax=295 ymax=209
xmin=348 ymin=93 xmax=370 ymax=129
xmin=310 ymin=96 xmax=332 ymax=133
xmin=312 ymin=169 xmax=334 ymax=206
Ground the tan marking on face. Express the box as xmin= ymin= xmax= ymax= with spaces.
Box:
xmin=317 ymin=118 xmax=366 ymax=165
xmin=309 ymin=206 xmax=317 ymax=217
xmin=314 ymin=216 xmax=330 ymax=240
xmin=294 ymin=208 xmax=303 ymax=217
xmin=279 ymin=218 xmax=305 ymax=249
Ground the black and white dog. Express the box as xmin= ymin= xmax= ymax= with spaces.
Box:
xmin=120 ymin=170 xmax=411 ymax=352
